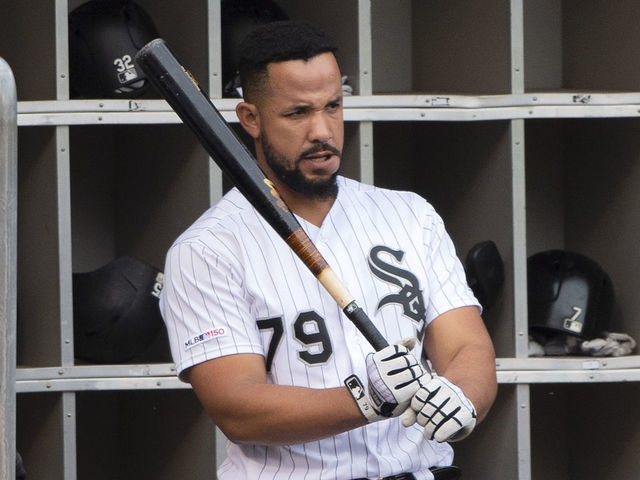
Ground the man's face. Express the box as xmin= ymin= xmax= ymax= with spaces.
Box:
xmin=255 ymin=52 xmax=344 ymax=199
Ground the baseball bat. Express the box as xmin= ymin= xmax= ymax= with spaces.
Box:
xmin=135 ymin=38 xmax=388 ymax=351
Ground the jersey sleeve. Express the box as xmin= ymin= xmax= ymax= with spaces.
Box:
xmin=159 ymin=239 xmax=264 ymax=382
xmin=421 ymin=203 xmax=481 ymax=323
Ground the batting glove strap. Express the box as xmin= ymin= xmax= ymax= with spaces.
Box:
xmin=344 ymin=374 xmax=383 ymax=422
xmin=402 ymin=375 xmax=477 ymax=443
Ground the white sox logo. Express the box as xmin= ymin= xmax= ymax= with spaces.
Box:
xmin=368 ymin=245 xmax=426 ymax=336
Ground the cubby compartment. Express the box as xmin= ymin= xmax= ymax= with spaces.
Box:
xmin=531 ymin=383 xmax=640 ymax=480
xmin=373 ymin=121 xmax=515 ymax=357
xmin=17 ymin=393 xmax=66 ymax=480
xmin=69 ymin=124 xmax=211 ymax=364
xmin=372 ymin=0 xmax=512 ymax=94
xmin=526 ymin=118 xmax=640 ymax=345
xmin=0 ymin=0 xmax=57 ymax=101
xmin=17 ymin=126 xmax=63 ymax=367
xmin=524 ymin=0 xmax=640 ymax=92
xmin=76 ymin=389 xmax=215 ymax=480
xmin=67 ymin=0 xmax=209 ymax=99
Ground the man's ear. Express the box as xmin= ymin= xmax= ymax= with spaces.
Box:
xmin=235 ymin=101 xmax=261 ymax=139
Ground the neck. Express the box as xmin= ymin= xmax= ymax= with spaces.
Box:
xmin=284 ymin=188 xmax=336 ymax=227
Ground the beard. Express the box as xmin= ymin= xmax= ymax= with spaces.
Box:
xmin=261 ymin=132 xmax=340 ymax=201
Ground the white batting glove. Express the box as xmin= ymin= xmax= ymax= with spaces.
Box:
xmin=401 ymin=375 xmax=477 ymax=442
xmin=345 ymin=338 xmax=425 ymax=422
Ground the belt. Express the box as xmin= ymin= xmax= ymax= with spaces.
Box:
xmin=353 ymin=465 xmax=461 ymax=480
xmin=352 ymin=474 xmax=415 ymax=480
xmin=381 ymin=475 xmax=415 ymax=480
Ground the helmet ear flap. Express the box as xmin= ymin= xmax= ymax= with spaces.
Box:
xmin=527 ymin=250 xmax=616 ymax=340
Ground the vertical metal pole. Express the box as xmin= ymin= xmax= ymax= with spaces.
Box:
xmin=56 ymin=0 xmax=69 ymax=101
xmin=511 ymin=0 xmax=525 ymax=96
xmin=357 ymin=0 xmax=372 ymax=96
xmin=511 ymin=1 xmax=531 ymax=479
xmin=56 ymin=2 xmax=78 ymax=479
xmin=0 ymin=56 xmax=18 ymax=480
xmin=208 ymin=0 xmax=223 ymax=99
xmin=512 ymin=118 xmax=532 ymax=480
xmin=208 ymin=0 xmax=224 ymax=206
xmin=358 ymin=0 xmax=374 ymax=185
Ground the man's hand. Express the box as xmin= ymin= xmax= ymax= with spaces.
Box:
xmin=401 ymin=375 xmax=477 ymax=442
xmin=345 ymin=338 xmax=424 ymax=422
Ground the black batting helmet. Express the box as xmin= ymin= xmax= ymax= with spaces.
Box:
xmin=528 ymin=250 xmax=615 ymax=340
xmin=73 ymin=256 xmax=164 ymax=363
xmin=69 ymin=0 xmax=159 ymax=98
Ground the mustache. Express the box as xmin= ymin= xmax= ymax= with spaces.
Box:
xmin=299 ymin=142 xmax=341 ymax=159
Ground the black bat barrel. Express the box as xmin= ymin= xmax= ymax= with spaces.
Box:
xmin=135 ymin=38 xmax=301 ymax=241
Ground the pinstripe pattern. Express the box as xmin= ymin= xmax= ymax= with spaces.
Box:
xmin=160 ymin=176 xmax=479 ymax=480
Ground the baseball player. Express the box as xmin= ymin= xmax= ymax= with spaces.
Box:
xmin=160 ymin=20 xmax=497 ymax=480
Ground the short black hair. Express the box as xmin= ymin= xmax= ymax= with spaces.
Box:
xmin=237 ymin=20 xmax=338 ymax=103
xmin=220 ymin=0 xmax=289 ymax=89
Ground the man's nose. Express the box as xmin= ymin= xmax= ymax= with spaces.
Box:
xmin=308 ymin=111 xmax=333 ymax=143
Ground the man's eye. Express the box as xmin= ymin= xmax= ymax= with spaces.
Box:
xmin=327 ymin=102 xmax=341 ymax=112
xmin=286 ymin=109 xmax=307 ymax=118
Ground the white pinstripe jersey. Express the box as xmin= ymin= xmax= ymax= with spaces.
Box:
xmin=160 ymin=176 xmax=480 ymax=480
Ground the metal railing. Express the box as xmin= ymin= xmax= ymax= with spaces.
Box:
xmin=0 ymin=57 xmax=18 ymax=480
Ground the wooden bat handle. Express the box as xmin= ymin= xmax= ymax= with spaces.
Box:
xmin=287 ymin=230 xmax=389 ymax=350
